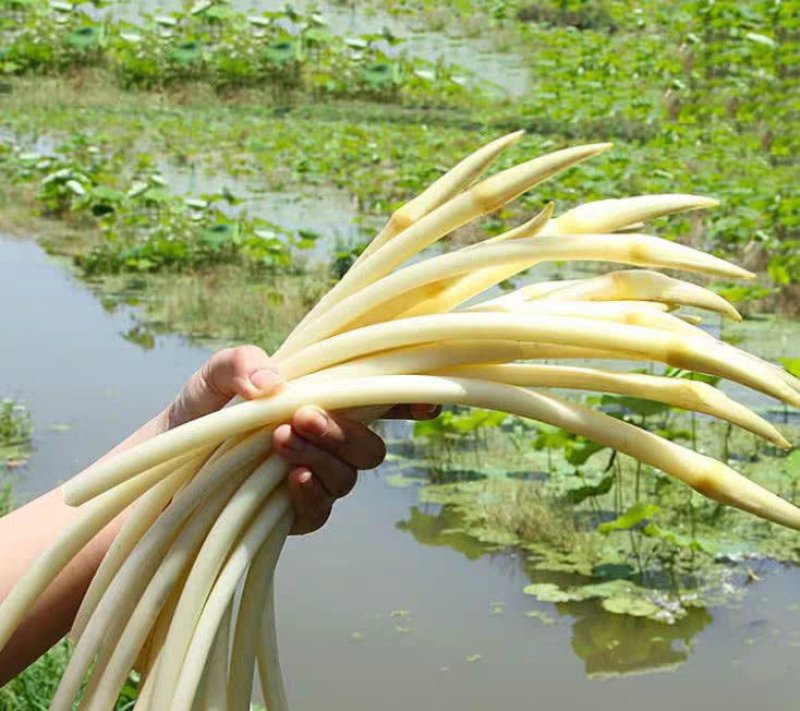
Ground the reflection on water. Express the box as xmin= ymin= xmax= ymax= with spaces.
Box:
xmin=571 ymin=603 xmax=713 ymax=678
xmin=4 ymin=234 xmax=800 ymax=710
xmin=395 ymin=500 xmax=716 ymax=679
xmin=397 ymin=505 xmax=493 ymax=561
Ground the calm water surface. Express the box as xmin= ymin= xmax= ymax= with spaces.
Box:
xmin=1 ymin=235 xmax=798 ymax=710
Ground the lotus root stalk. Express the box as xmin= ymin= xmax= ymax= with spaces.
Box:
xmin=0 ymin=132 xmax=796 ymax=711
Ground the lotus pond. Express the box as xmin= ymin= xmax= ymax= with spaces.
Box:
xmin=1 ymin=0 xmax=799 ymax=708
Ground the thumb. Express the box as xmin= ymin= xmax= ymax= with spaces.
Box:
xmin=169 ymin=346 xmax=284 ymax=428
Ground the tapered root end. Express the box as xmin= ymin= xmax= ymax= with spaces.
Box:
xmin=697 ymin=461 xmax=800 ymax=531
xmin=555 ymin=193 xmax=720 ymax=235
xmin=477 ymin=143 xmax=613 ymax=213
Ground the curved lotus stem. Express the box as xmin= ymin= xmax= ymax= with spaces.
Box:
xmin=67 ymin=376 xmax=800 ymax=532
xmin=475 ymin=269 xmax=740 ymax=320
xmin=278 ymin=143 xmax=612 ymax=355
xmin=69 ymin=452 xmax=203 ymax=642
xmin=282 ymin=234 xmax=752 ymax=355
xmin=542 ymin=194 xmax=719 ymax=235
xmin=169 ymin=501 xmax=292 ymax=711
xmin=437 ymin=363 xmax=788 ymax=448
xmin=305 ymin=342 xmax=786 ymax=447
xmin=198 ymin=600 xmax=232 ymax=711
xmin=257 ymin=575 xmax=289 ymax=711
xmin=147 ymin=456 xmax=290 ymax=710
xmin=0 ymin=451 xmax=202 ymax=653
xmin=298 ymin=131 xmax=526 ymax=335
xmin=52 ymin=456 xmax=264 ymax=711
xmin=536 ymin=269 xmax=741 ymax=320
xmin=359 ymin=130 xmax=525 ymax=262
xmin=343 ymin=205 xmax=555 ymax=327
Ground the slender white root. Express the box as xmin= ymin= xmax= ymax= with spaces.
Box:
xmin=278 ymin=143 xmax=611 ymax=355
xmin=257 ymin=575 xmax=289 ymax=711
xmin=357 ymin=130 xmax=525 ymax=262
xmin=61 ymin=376 xmax=800 ymax=534
xmin=169 ymin=499 xmax=293 ymax=711
xmin=198 ymin=600 xmax=232 ymax=711
xmin=227 ymin=514 xmax=290 ymax=710
xmin=53 ymin=457 xmax=263 ymax=711
xmin=297 ymin=133 xmax=523 ymax=339
xmin=438 ymin=363 xmax=789 ymax=448
xmin=346 ymin=204 xmax=555 ymax=327
xmin=474 ymin=269 xmax=740 ymax=320
xmin=537 ymin=269 xmax=742 ymax=320
xmin=304 ymin=340 xmax=786 ymax=446
xmin=544 ymin=194 xmax=719 ymax=235
xmin=149 ymin=456 xmax=290 ymax=710
xmin=63 ymin=315 xmax=799 ymax=508
xmin=71 ymin=450 xmax=208 ymax=642
xmin=51 ymin=432 xmax=272 ymax=709
xmin=281 ymin=233 xmax=752 ymax=354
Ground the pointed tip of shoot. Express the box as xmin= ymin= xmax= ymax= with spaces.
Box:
xmin=477 ymin=142 xmax=613 ymax=214
xmin=555 ymin=193 xmax=721 ymax=235
xmin=505 ymin=129 xmax=526 ymax=144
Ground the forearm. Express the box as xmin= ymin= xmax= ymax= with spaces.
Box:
xmin=0 ymin=409 xmax=170 ymax=685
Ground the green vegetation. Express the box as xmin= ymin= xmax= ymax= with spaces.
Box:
xmin=398 ymin=352 xmax=800 ymax=623
xmin=0 ymin=1 xmax=469 ymax=102
xmin=0 ymin=399 xmax=31 ymax=471
xmin=0 ymin=0 xmax=797 ymax=645
xmin=0 ymin=0 xmax=797 ymax=312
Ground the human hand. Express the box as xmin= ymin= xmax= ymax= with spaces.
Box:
xmin=166 ymin=345 xmax=439 ymax=535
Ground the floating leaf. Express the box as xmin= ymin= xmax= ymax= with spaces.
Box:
xmin=565 ymin=439 xmax=606 ymax=466
xmin=525 ymin=610 xmax=555 ymax=625
xmin=201 ymin=222 xmax=238 ymax=247
xmin=523 ymin=583 xmax=580 ymax=603
xmin=598 ymin=502 xmax=660 ymax=534
xmin=361 ymin=62 xmax=400 ymax=88
xmin=565 ymin=474 xmax=614 ymax=505
xmin=745 ymin=32 xmax=776 ymax=48
xmin=65 ymin=179 xmax=86 ymax=196
xmin=783 ymin=450 xmax=800 ymax=479
xmin=601 ymin=596 xmax=662 ymax=618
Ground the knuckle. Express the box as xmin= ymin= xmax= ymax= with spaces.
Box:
xmin=332 ymin=467 xmax=357 ymax=498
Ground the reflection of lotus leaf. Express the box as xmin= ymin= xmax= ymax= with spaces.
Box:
xmin=601 ymin=595 xmax=662 ymax=617
xmin=571 ymin=606 xmax=713 ymax=678
xmin=396 ymin=506 xmax=494 ymax=561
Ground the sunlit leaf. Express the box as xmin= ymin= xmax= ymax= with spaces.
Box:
xmin=598 ymin=502 xmax=660 ymax=534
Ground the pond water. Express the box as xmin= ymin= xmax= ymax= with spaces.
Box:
xmin=1 ymin=233 xmax=800 ymax=710
xmin=158 ymin=160 xmax=377 ymax=258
